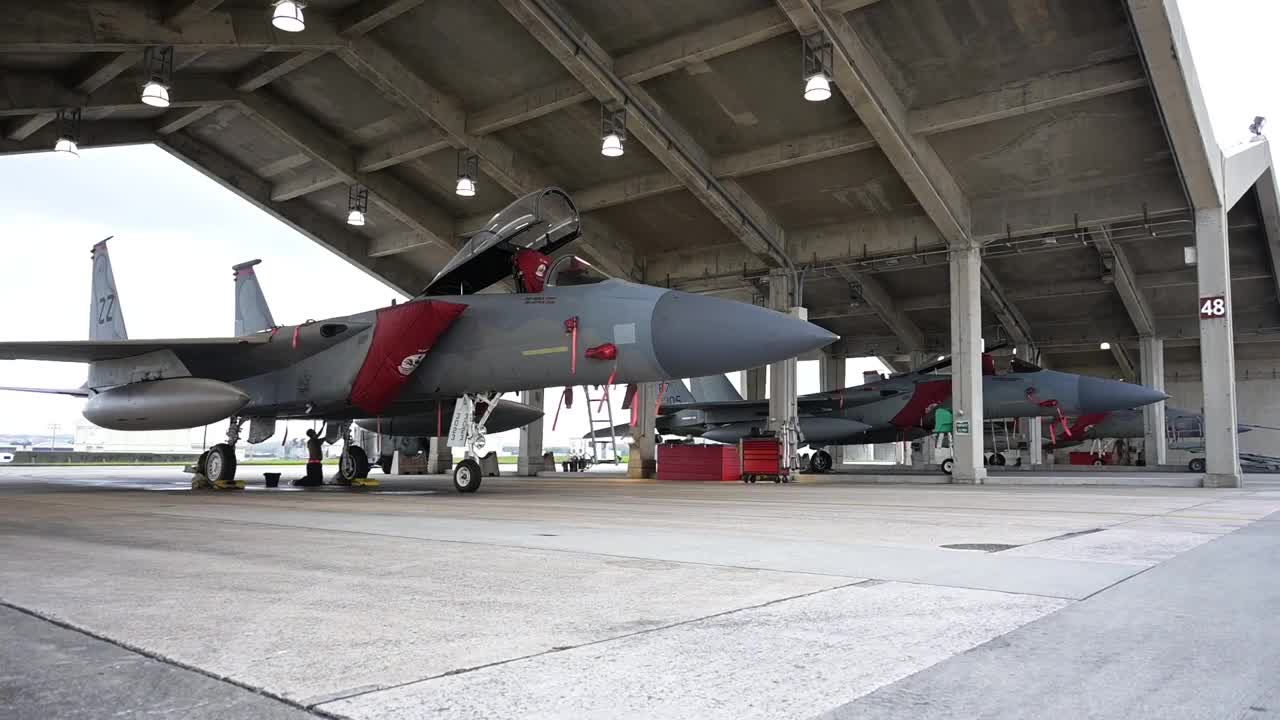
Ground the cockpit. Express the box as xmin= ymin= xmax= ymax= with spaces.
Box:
xmin=420 ymin=187 xmax=583 ymax=296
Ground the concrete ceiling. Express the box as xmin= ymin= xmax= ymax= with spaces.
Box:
xmin=1 ymin=0 xmax=1277 ymax=378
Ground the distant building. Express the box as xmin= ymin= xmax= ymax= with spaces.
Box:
xmin=73 ymin=423 xmax=204 ymax=454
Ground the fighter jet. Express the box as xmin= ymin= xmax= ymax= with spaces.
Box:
xmin=0 ymin=188 xmax=836 ymax=492
xmin=593 ymin=352 xmax=1168 ymax=474
xmin=1049 ymin=406 xmax=1266 ymax=471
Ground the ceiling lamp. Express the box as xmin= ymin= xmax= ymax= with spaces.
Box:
xmin=271 ymin=1 xmax=306 ymax=32
xmin=347 ymin=184 xmax=368 ymax=226
xmin=140 ymin=46 xmax=174 ymax=108
xmin=802 ymin=33 xmax=833 ymax=102
xmin=456 ymin=151 xmax=478 ymax=197
xmin=54 ymin=108 xmax=81 ymax=158
xmin=1099 ymin=341 xmax=1112 ymax=351
xmin=601 ymin=105 xmax=626 ymax=158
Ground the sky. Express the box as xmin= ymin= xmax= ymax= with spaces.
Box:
xmin=0 ymin=0 xmax=1272 ymax=450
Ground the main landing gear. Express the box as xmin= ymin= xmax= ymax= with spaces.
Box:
xmin=196 ymin=418 xmax=244 ymax=489
xmin=807 ymin=449 xmax=834 ymax=473
xmin=333 ymin=421 xmax=371 ymax=485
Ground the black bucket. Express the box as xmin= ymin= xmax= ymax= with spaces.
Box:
xmin=263 ymin=472 xmax=281 ymax=488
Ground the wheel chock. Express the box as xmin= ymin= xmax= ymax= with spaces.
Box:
xmin=351 ymin=477 xmax=380 ymax=488
xmin=213 ymin=478 xmax=246 ymax=490
xmin=190 ymin=473 xmax=213 ymax=490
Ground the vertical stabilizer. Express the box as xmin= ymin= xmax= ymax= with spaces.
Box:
xmin=690 ymin=375 xmax=743 ymax=402
xmin=233 ymin=259 xmax=276 ymax=335
xmin=661 ymin=380 xmax=697 ymax=405
xmin=90 ymin=238 xmax=127 ymax=341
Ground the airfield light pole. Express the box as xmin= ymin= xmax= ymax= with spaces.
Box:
xmin=48 ymin=423 xmax=60 ymax=450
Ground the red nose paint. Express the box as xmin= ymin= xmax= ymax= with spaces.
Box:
xmin=890 ymin=379 xmax=952 ymax=428
xmin=350 ymin=300 xmax=466 ymax=415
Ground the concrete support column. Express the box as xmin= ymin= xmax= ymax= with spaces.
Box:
xmin=517 ymin=389 xmax=545 ymax=476
xmin=1018 ymin=344 xmax=1043 ymax=466
xmin=426 ymin=437 xmax=453 ymax=474
xmin=819 ymin=350 xmax=846 ymax=466
xmin=628 ymin=382 xmax=657 ymax=478
xmin=1138 ymin=336 xmax=1168 ymax=467
xmin=745 ymin=366 xmax=766 ymax=401
xmin=949 ymin=245 xmax=987 ymax=483
xmin=1195 ymin=206 xmax=1242 ymax=487
xmin=767 ymin=271 xmax=800 ymax=469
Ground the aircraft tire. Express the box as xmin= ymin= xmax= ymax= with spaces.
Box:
xmin=206 ymin=444 xmax=237 ymax=482
xmin=991 ymin=453 xmax=1006 ymax=466
xmin=339 ymin=446 xmax=369 ymax=483
xmin=453 ymin=459 xmax=483 ymax=493
xmin=1189 ymin=457 xmax=1206 ymax=473
xmin=196 ymin=450 xmax=209 ymax=475
xmin=1091 ymin=458 xmax=1104 ymax=466
xmin=940 ymin=457 xmax=954 ymax=475
xmin=810 ymin=450 xmax=833 ymax=473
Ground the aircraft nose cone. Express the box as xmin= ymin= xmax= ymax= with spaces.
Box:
xmin=1078 ymin=376 xmax=1169 ymax=413
xmin=650 ymin=291 xmax=837 ymax=378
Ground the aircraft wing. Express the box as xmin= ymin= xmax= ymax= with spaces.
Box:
xmin=0 ymin=385 xmax=90 ymax=397
xmin=0 ymin=336 xmax=271 ymax=363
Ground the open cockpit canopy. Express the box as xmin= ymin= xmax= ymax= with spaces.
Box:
xmin=421 ymin=187 xmax=581 ymax=296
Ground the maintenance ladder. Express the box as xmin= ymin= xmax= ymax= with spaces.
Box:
xmin=582 ymin=384 xmax=621 ymax=464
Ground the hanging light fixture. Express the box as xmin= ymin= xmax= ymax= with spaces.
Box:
xmin=140 ymin=46 xmax=174 ymax=108
xmin=347 ymin=184 xmax=368 ymax=226
xmin=601 ymin=105 xmax=626 ymax=157
xmin=271 ymin=1 xmax=306 ymax=32
xmin=54 ymin=108 xmax=81 ymax=158
xmin=455 ymin=151 xmax=478 ymax=197
xmin=802 ymin=33 xmax=833 ymax=102
xmin=1099 ymin=341 xmax=1112 ymax=351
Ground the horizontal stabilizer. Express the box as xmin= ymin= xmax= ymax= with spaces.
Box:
xmin=0 ymin=385 xmax=90 ymax=398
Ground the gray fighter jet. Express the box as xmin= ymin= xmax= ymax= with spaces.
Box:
xmin=1050 ymin=406 xmax=1265 ymax=471
xmin=593 ymin=353 xmax=1168 ymax=474
xmin=0 ymin=188 xmax=836 ymax=492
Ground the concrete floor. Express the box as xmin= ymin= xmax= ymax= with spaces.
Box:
xmin=1 ymin=467 xmax=1278 ymax=719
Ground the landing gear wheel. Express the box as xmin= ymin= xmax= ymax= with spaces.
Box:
xmin=1189 ymin=457 xmax=1206 ymax=473
xmin=338 ymin=446 xmax=369 ymax=485
xmin=453 ymin=458 xmax=482 ymax=493
xmin=810 ymin=450 xmax=833 ymax=473
xmin=940 ymin=457 xmax=954 ymax=475
xmin=196 ymin=450 xmax=209 ymax=475
xmin=1091 ymin=458 xmax=1104 ymax=466
xmin=991 ymin=453 xmax=1006 ymax=466
xmin=379 ymin=455 xmax=393 ymax=475
xmin=205 ymin=443 xmax=237 ymax=483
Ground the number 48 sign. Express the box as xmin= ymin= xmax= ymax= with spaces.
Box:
xmin=1199 ymin=295 xmax=1227 ymax=319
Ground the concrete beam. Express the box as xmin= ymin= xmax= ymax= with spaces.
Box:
xmin=0 ymin=0 xmax=344 ymax=52
xmin=157 ymin=131 xmax=434 ymax=294
xmin=340 ymin=0 xmax=427 ymax=36
xmin=153 ymin=103 xmax=224 ymax=135
xmin=356 ymin=127 xmax=450 ymax=172
xmin=0 ymin=119 xmax=155 ymax=156
xmin=830 ymin=265 xmax=925 ymax=351
xmin=0 ymin=72 xmax=236 ymax=119
xmin=978 ymin=263 xmax=1034 ymax=348
xmin=336 ymin=34 xmax=637 ymax=279
xmin=974 ymin=174 xmax=1188 ymax=240
xmin=236 ymin=90 xmax=458 ymax=252
xmin=497 ymin=0 xmax=790 ymax=269
xmin=1094 ymin=225 xmax=1156 ymax=336
xmin=779 ymin=0 xmax=971 ymax=247
xmin=1110 ymin=342 xmax=1137 ymax=381
xmin=235 ymin=51 xmax=325 ymax=92
xmin=166 ymin=0 xmax=225 ymax=28
xmin=467 ymin=7 xmax=793 ymax=135
xmin=4 ymin=52 xmax=142 ymax=139
xmin=368 ymin=232 xmax=434 ymax=258
xmin=1126 ymin=0 xmax=1222 ymax=210
xmin=909 ymin=58 xmax=1147 ymax=136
